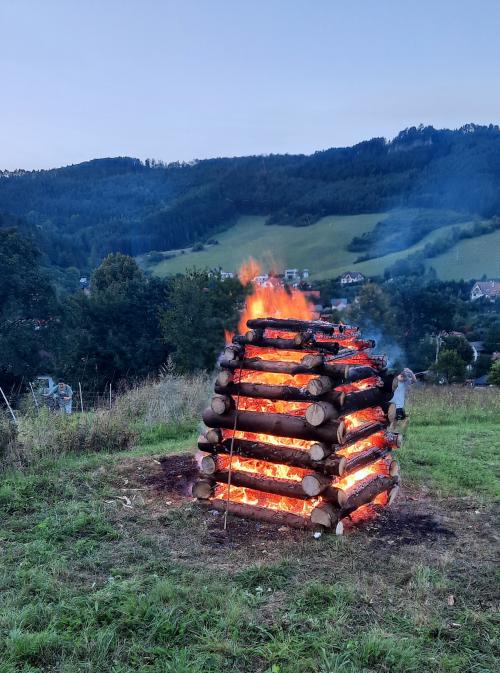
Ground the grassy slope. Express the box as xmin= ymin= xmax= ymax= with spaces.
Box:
xmin=142 ymin=212 xmax=487 ymax=281
xmin=1 ymin=388 xmax=498 ymax=673
xmin=424 ymin=228 xmax=500 ymax=280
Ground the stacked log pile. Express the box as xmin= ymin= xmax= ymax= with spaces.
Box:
xmin=194 ymin=318 xmax=401 ymax=533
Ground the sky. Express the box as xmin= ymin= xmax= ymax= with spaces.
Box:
xmin=1 ymin=0 xmax=499 ymax=170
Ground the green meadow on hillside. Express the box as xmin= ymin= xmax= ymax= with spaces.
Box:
xmin=141 ymin=211 xmax=490 ymax=281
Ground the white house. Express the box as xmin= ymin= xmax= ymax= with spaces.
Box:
xmin=470 ymin=280 xmax=500 ymax=302
xmin=340 ymin=271 xmax=365 ymax=285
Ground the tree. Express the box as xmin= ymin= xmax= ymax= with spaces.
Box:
xmin=160 ymin=270 xmax=247 ymax=372
xmin=0 ymin=229 xmax=60 ymax=390
xmin=432 ymin=349 xmax=467 ymax=383
xmin=59 ymin=254 xmax=169 ymax=389
xmin=487 ymin=360 xmax=500 ymax=386
xmin=442 ymin=335 xmax=474 ymax=365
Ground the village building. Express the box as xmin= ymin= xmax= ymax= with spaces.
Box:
xmin=470 ymin=280 xmax=500 ymax=302
xmin=340 ymin=271 xmax=365 ymax=285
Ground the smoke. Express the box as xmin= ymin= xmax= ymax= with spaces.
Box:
xmin=360 ymin=322 xmax=405 ymax=371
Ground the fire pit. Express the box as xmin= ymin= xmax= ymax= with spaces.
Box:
xmin=194 ymin=315 xmax=401 ymax=533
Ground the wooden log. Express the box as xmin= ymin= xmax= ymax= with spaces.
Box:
xmin=210 ymin=394 xmax=233 ymax=415
xmin=222 ymin=344 xmax=244 ymax=361
xmin=389 ymin=460 xmax=400 ymax=477
xmin=311 ymin=503 xmax=341 ymax=528
xmin=301 ymin=476 xmax=347 ymax=505
xmin=203 ymin=407 xmax=346 ymax=444
xmin=246 ymin=317 xmax=349 ymax=334
xmin=216 ymin=370 xmax=234 ymax=387
xmin=245 ymin=328 xmax=264 ymax=343
xmin=309 ymin=441 xmax=333 ymax=461
xmin=307 ymin=376 xmax=333 ymax=396
xmin=214 ymin=380 xmax=345 ymax=404
xmin=205 ymin=427 xmax=223 ymax=444
xmin=234 ymin=334 xmax=340 ymax=354
xmin=343 ymin=446 xmax=392 ymax=475
xmin=305 ymin=401 xmax=340 ymax=426
xmin=200 ymin=455 xmax=217 ymax=475
xmin=192 ymin=479 xmax=215 ymax=499
xmin=293 ymin=331 xmax=314 ymax=346
xmin=220 ymin=357 xmax=381 ymax=383
xmin=341 ymin=474 xmax=397 ymax=515
xmin=321 ymin=455 xmax=347 ymax=477
xmin=200 ymin=436 xmax=318 ymax=469
xmin=198 ymin=498 xmax=315 ymax=529
xmin=341 ymin=387 xmax=393 ymax=414
xmin=342 ymin=421 xmax=385 ymax=445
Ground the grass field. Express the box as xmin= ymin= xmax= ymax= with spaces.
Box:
xmin=424 ymin=228 xmax=500 ymax=280
xmin=1 ymin=386 xmax=498 ymax=673
xmin=140 ymin=211 xmax=491 ymax=281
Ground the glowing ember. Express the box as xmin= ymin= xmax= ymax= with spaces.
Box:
xmin=238 ymin=396 xmax=310 ymax=416
xmin=214 ymin=483 xmax=321 ymax=515
xmin=225 ymin=429 xmax=315 ymax=451
xmin=235 ymin=369 xmax=315 ymax=387
xmin=343 ymin=406 xmax=386 ymax=431
xmin=245 ymin=345 xmax=316 ymax=362
xmin=336 ymin=376 xmax=382 ymax=393
xmin=336 ymin=432 xmax=387 ymax=457
xmin=216 ymin=454 xmax=307 ymax=482
xmin=336 ymin=458 xmax=389 ymax=492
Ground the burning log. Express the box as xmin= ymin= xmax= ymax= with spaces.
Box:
xmin=305 ymin=401 xmax=340 ymax=426
xmin=222 ymin=344 xmax=244 ymax=362
xmin=192 ymin=479 xmax=215 ymax=499
xmin=234 ymin=334 xmax=340 ymax=354
xmin=220 ymin=357 xmax=382 ymax=383
xmin=199 ymin=435 xmax=318 ymax=469
xmin=199 ymin=498 xmax=315 ymax=529
xmin=203 ymin=407 xmax=346 ymax=444
xmin=247 ymin=317 xmax=353 ymax=334
xmin=210 ymin=469 xmax=310 ymax=499
xmin=341 ymin=474 xmax=398 ymax=516
xmin=214 ymin=380 xmax=345 ymax=404
xmin=301 ymin=475 xmax=346 ymax=504
xmin=342 ymin=446 xmax=392 ymax=475
xmin=311 ymin=503 xmax=341 ymax=528
xmin=307 ymin=376 xmax=333 ymax=396
xmin=341 ymin=387 xmax=394 ymax=414
xmin=210 ymin=395 xmax=234 ymax=415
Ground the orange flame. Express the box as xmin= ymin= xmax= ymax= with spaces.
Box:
xmin=216 ymin=454 xmax=307 ymax=482
xmin=225 ymin=429 xmax=315 ymax=451
xmin=213 ymin=483 xmax=321 ymax=515
xmin=237 ymin=258 xmax=314 ymax=334
xmin=235 ymin=369 xmax=315 ymax=387
xmin=238 ymin=396 xmax=310 ymax=416
xmin=336 ymin=458 xmax=389 ymax=492
xmin=343 ymin=407 xmax=386 ymax=431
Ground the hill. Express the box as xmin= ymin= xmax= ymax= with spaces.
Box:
xmin=1 ymin=124 xmax=500 ymax=274
xmin=141 ymin=211 xmax=497 ymax=281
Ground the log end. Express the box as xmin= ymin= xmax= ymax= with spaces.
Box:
xmin=301 ymin=474 xmax=329 ymax=497
xmin=389 ymin=460 xmax=400 ymax=477
xmin=205 ymin=428 xmax=223 ymax=444
xmin=336 ymin=420 xmax=346 ymax=445
xmin=309 ymin=442 xmax=331 ymax=461
xmin=210 ymin=395 xmax=232 ymax=416
xmin=311 ymin=503 xmax=339 ymax=528
xmin=200 ymin=455 xmax=217 ymax=475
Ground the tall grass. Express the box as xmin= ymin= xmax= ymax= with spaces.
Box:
xmin=1 ymin=372 xmax=212 ymax=472
xmin=408 ymin=385 xmax=500 ymax=425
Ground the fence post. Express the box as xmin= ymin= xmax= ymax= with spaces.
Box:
xmin=78 ymin=382 xmax=84 ymax=413
xmin=0 ymin=386 xmax=17 ymax=424
xmin=29 ymin=381 xmax=39 ymax=411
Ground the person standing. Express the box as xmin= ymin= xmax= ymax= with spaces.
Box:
xmin=390 ymin=368 xmax=417 ymax=431
xmin=45 ymin=380 xmax=73 ymax=414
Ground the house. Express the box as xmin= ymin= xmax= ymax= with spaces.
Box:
xmin=331 ymin=298 xmax=348 ymax=311
xmin=253 ymin=274 xmax=270 ymax=286
xmin=261 ymin=276 xmax=283 ymax=290
xmin=470 ymin=280 xmax=500 ymax=302
xmin=340 ymin=271 xmax=365 ymax=285
xmin=284 ymin=268 xmax=299 ymax=281
xmin=220 ymin=271 xmax=234 ymax=281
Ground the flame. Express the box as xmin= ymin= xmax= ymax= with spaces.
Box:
xmin=336 ymin=458 xmax=389 ymax=492
xmin=337 ymin=432 xmax=387 ymax=457
xmin=336 ymin=376 xmax=382 ymax=393
xmin=343 ymin=406 xmax=386 ymax=431
xmin=213 ymin=483 xmax=321 ymax=515
xmin=216 ymin=454 xmax=307 ymax=482
xmin=238 ymin=396 xmax=310 ymax=416
xmin=225 ymin=429 xmax=314 ymax=451
xmin=245 ymin=345 xmax=316 ymax=363
xmin=237 ymin=258 xmax=314 ymax=334
xmin=235 ymin=369 xmax=315 ymax=387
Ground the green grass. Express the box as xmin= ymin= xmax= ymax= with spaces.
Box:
xmin=424 ymin=227 xmax=500 ymax=280
xmin=1 ymin=389 xmax=499 ymax=672
xmin=140 ymin=211 xmax=492 ymax=281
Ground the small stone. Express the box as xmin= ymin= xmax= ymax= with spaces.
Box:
xmin=447 ymin=595 xmax=455 ymax=606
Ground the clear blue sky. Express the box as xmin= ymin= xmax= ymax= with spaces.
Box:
xmin=1 ymin=0 xmax=499 ymax=170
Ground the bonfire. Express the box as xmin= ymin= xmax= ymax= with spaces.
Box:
xmin=194 ymin=261 xmax=401 ymax=533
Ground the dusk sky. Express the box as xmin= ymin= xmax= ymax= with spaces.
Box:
xmin=2 ymin=0 xmax=499 ymax=170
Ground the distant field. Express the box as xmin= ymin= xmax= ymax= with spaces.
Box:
xmin=140 ymin=212 xmax=494 ymax=280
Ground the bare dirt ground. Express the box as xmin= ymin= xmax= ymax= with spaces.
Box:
xmin=107 ymin=452 xmax=499 ymax=607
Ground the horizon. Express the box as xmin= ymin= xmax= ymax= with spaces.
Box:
xmin=2 ymin=121 xmax=497 ymax=173
xmin=2 ymin=1 xmax=500 ymax=171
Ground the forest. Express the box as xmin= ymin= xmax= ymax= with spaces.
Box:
xmin=1 ymin=227 xmax=499 ymax=398
xmin=1 ymin=124 xmax=500 ymax=272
